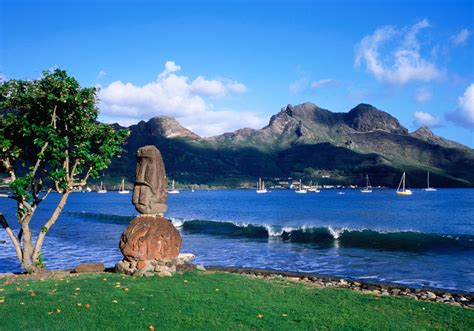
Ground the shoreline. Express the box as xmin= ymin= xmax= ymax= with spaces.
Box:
xmin=205 ymin=266 xmax=473 ymax=308
xmin=1 ymin=265 xmax=472 ymax=309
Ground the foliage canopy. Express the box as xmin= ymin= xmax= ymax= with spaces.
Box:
xmin=0 ymin=69 xmax=128 ymax=272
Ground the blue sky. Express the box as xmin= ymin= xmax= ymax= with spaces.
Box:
xmin=1 ymin=0 xmax=473 ymax=146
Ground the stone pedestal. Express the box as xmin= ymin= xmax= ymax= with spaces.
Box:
xmin=116 ymin=253 xmax=196 ymax=277
xmin=120 ymin=215 xmax=181 ymax=261
xmin=116 ymin=214 xmax=192 ymax=276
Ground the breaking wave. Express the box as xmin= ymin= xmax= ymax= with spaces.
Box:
xmin=175 ymin=219 xmax=474 ymax=252
xmin=68 ymin=212 xmax=474 ymax=252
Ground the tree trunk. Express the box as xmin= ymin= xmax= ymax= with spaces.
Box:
xmin=20 ymin=215 xmax=40 ymax=273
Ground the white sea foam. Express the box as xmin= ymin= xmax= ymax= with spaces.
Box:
xmin=170 ymin=217 xmax=185 ymax=228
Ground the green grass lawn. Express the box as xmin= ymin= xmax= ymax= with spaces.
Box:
xmin=0 ymin=271 xmax=473 ymax=330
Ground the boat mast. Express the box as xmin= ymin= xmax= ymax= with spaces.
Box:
xmin=427 ymin=171 xmax=430 ymax=188
xmin=397 ymin=173 xmax=404 ymax=191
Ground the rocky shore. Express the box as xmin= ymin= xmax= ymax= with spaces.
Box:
xmin=207 ymin=266 xmax=474 ymax=309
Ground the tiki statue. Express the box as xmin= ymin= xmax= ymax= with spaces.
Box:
xmin=132 ymin=145 xmax=167 ymax=214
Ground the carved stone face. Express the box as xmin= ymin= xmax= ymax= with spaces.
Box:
xmin=132 ymin=146 xmax=167 ymax=214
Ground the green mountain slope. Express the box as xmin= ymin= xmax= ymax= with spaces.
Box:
xmin=105 ymin=103 xmax=474 ymax=188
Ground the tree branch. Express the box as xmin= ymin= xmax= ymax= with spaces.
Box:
xmin=72 ymin=166 xmax=92 ymax=187
xmin=2 ymin=158 xmax=16 ymax=181
xmin=32 ymin=191 xmax=70 ymax=261
xmin=0 ymin=213 xmax=23 ymax=261
xmin=39 ymin=188 xmax=53 ymax=202
xmin=30 ymin=141 xmax=49 ymax=180
xmin=70 ymin=159 xmax=79 ymax=180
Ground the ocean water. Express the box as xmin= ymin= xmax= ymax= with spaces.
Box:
xmin=0 ymin=188 xmax=473 ymax=292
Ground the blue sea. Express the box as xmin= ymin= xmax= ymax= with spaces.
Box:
xmin=1 ymin=189 xmax=473 ymax=293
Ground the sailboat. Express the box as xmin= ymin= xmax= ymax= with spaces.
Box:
xmin=97 ymin=181 xmax=107 ymax=194
xmin=396 ymin=172 xmax=413 ymax=195
xmin=422 ymin=172 xmax=437 ymax=192
xmin=307 ymin=181 xmax=320 ymax=193
xmin=360 ymin=174 xmax=372 ymax=193
xmin=256 ymin=178 xmax=268 ymax=194
xmin=118 ymin=178 xmax=130 ymax=194
xmin=191 ymin=185 xmax=195 ymax=193
xmin=295 ymin=179 xmax=307 ymax=194
xmin=168 ymin=180 xmax=180 ymax=194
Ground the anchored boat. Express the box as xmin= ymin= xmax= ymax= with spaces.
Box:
xmin=396 ymin=172 xmax=413 ymax=195
xmin=168 ymin=180 xmax=180 ymax=194
xmin=97 ymin=181 xmax=107 ymax=194
xmin=256 ymin=178 xmax=268 ymax=194
xmin=423 ymin=171 xmax=437 ymax=192
xmin=360 ymin=174 xmax=372 ymax=193
xmin=295 ymin=179 xmax=307 ymax=194
xmin=118 ymin=178 xmax=130 ymax=194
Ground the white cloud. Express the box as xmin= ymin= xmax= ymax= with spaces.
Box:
xmin=451 ymin=29 xmax=470 ymax=46
xmin=290 ymin=76 xmax=338 ymax=93
xmin=355 ymin=19 xmax=441 ymax=84
xmin=96 ymin=70 xmax=107 ymax=81
xmin=0 ymin=73 xmax=6 ymax=82
xmin=178 ymin=110 xmax=265 ymax=137
xmin=159 ymin=60 xmax=181 ymax=78
xmin=446 ymin=83 xmax=474 ymax=129
xmin=414 ymin=87 xmax=432 ymax=103
xmin=189 ymin=76 xmax=247 ymax=97
xmin=98 ymin=61 xmax=264 ymax=136
xmin=413 ymin=111 xmax=441 ymax=127
xmin=289 ymin=76 xmax=310 ymax=94
xmin=310 ymin=79 xmax=338 ymax=89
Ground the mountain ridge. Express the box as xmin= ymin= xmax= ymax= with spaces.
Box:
xmin=105 ymin=102 xmax=473 ymax=187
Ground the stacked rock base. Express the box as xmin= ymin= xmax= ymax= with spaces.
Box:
xmin=116 ymin=253 xmax=196 ymax=277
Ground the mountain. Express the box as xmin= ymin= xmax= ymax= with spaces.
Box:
xmin=105 ymin=103 xmax=474 ymax=188
xmin=410 ymin=126 xmax=467 ymax=150
xmin=205 ymin=103 xmax=409 ymax=150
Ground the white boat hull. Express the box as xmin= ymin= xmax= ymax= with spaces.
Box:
xmin=168 ymin=190 xmax=180 ymax=194
xmin=256 ymin=189 xmax=268 ymax=194
xmin=97 ymin=190 xmax=107 ymax=194
xmin=295 ymin=190 xmax=307 ymax=194
xmin=118 ymin=190 xmax=130 ymax=194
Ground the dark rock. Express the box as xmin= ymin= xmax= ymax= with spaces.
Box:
xmin=346 ymin=103 xmax=408 ymax=134
xmin=73 ymin=263 xmax=105 ymax=273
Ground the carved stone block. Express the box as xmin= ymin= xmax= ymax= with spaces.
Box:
xmin=120 ymin=215 xmax=182 ymax=261
xmin=132 ymin=145 xmax=167 ymax=214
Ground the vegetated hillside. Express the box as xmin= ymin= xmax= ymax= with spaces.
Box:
xmin=105 ymin=103 xmax=474 ymax=188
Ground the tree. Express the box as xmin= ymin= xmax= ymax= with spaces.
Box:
xmin=0 ymin=69 xmax=128 ymax=273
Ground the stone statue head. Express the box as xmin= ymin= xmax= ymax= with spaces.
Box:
xmin=132 ymin=145 xmax=167 ymax=214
